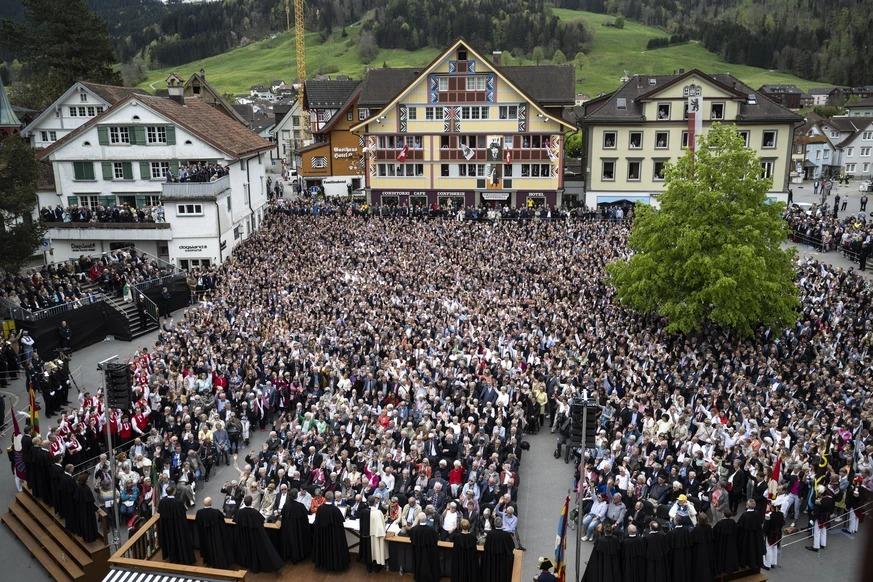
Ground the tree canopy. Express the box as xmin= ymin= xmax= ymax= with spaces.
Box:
xmin=0 ymin=135 xmax=45 ymax=275
xmin=607 ymin=123 xmax=799 ymax=336
xmin=1 ymin=0 xmax=120 ymax=109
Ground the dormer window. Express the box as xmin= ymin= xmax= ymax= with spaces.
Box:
xmin=458 ymin=49 xmax=468 ymax=61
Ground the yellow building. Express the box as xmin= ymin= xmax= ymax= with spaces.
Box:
xmin=349 ymin=39 xmax=577 ymax=208
xmin=578 ymin=70 xmax=803 ymax=208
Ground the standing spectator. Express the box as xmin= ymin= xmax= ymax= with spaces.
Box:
xmin=57 ymin=321 xmax=72 ymax=353
xmin=159 ymin=286 xmax=172 ymax=322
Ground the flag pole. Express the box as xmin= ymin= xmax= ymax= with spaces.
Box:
xmin=98 ymin=355 xmax=121 ymax=551
xmin=575 ymin=394 xmax=588 ymax=582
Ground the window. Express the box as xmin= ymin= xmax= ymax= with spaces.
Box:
xmin=762 ymin=130 xmax=777 ymax=148
xmin=461 ymin=107 xmax=471 ymax=120
xmin=234 ymin=225 xmax=242 ymax=240
xmin=425 ymin=107 xmax=444 ymax=120
xmin=627 ymin=160 xmax=642 ymax=181
xmin=504 ymin=164 xmax=513 ymax=177
xmin=681 ymin=131 xmax=689 ymax=148
xmin=710 ymin=102 xmax=725 ymax=120
xmin=150 ymin=162 xmax=169 ymax=179
xmin=863 ymin=131 xmax=873 ymax=140
xmin=603 ymin=131 xmax=617 ymax=149
xmin=860 ymin=147 xmax=871 ymax=156
xmin=847 ymin=147 xmax=854 ymax=157
xmin=653 ymin=160 xmax=667 ymax=180
xmin=346 ymin=110 xmax=354 ymax=121
xmin=178 ymin=258 xmax=211 ymax=270
xmin=602 ymin=160 xmax=616 ymax=181
xmin=147 ymin=126 xmax=167 ymax=144
xmin=109 ymin=126 xmax=130 ymax=144
xmin=79 ymin=107 xmax=87 ymax=117
xmin=96 ymin=106 xmax=103 ymax=114
xmin=815 ymin=150 xmax=821 ymax=160
xmin=177 ymin=204 xmax=203 ymax=216
xmin=738 ymin=130 xmax=750 ymax=148
xmin=40 ymin=131 xmax=57 ymax=142
xmin=76 ymin=195 xmax=100 ymax=209
xmin=407 ymin=107 xmax=417 ymax=120
xmin=845 ymin=163 xmax=856 ymax=173
xmin=657 ymin=103 xmax=670 ymax=120
xmin=441 ymin=164 xmax=450 ymax=177
xmin=358 ymin=108 xmax=370 ymax=121
xmin=113 ymin=162 xmax=126 ymax=180
xmin=311 ymin=156 xmax=328 ymax=169
xmin=404 ymin=164 xmax=424 ymax=176
xmin=72 ymin=161 xmax=95 ymax=181
xmin=140 ymin=195 xmax=161 ymax=206
xmin=227 ymin=196 xmax=232 ymax=211
xmin=655 ymin=131 xmax=669 ymax=149
xmin=760 ymin=160 xmax=775 ymax=179
xmin=80 ymin=92 xmax=88 ymax=102
xmin=438 ymin=77 xmax=449 ymax=91
xmin=87 ymin=106 xmax=96 ymax=116
xmin=864 ymin=163 xmax=870 ymax=173
xmin=499 ymin=106 xmax=518 ymax=119
xmin=466 ymin=76 xmax=486 ymax=91
xmin=69 ymin=107 xmax=78 ymax=117
xmin=629 ymin=132 xmax=642 ymax=149
xmin=830 ymin=130 xmax=839 ymax=138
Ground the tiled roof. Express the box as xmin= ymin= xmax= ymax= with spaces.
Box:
xmin=500 ymin=65 xmax=576 ymax=105
xmin=357 ymin=69 xmax=420 ymax=107
xmin=304 ymin=79 xmax=361 ymax=108
xmin=847 ymin=96 xmax=873 ymax=109
xmin=80 ymin=82 xmax=148 ymax=104
xmin=833 ymin=116 xmax=873 ymax=148
xmin=758 ymin=84 xmax=802 ymax=94
xmin=0 ymin=77 xmax=22 ymax=127
xmin=827 ymin=117 xmax=871 ymax=133
xmin=581 ymin=71 xmax=803 ymax=124
xmin=37 ymin=95 xmax=273 ymax=160
xmin=808 ymin=88 xmax=836 ymax=95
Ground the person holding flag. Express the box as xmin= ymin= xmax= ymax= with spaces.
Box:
xmin=7 ymin=409 xmax=27 ymax=492
xmin=554 ymin=495 xmax=569 ymax=582
xmin=28 ymin=381 xmax=40 ymax=434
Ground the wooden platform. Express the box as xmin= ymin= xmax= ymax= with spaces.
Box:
xmin=1 ymin=487 xmax=111 ymax=582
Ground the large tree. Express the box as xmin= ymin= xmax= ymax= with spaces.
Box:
xmin=0 ymin=135 xmax=46 ymax=275
xmin=1 ymin=0 xmax=120 ymax=109
xmin=607 ymin=123 xmax=799 ymax=336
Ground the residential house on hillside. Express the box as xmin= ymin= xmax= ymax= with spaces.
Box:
xmin=270 ymin=100 xmax=303 ymax=165
xmin=794 ymin=113 xmax=841 ymax=180
xmin=807 ymin=88 xmax=833 ymax=106
xmin=21 ymin=82 xmax=148 ymax=148
xmin=348 ymin=39 xmax=577 ymax=208
xmin=249 ymin=85 xmax=274 ymax=102
xmin=578 ymin=70 xmax=803 ymax=208
xmin=35 ymin=85 xmax=273 ymax=268
xmin=758 ymin=84 xmax=803 ymax=109
xmin=834 ymin=116 xmax=873 ymax=179
xmin=846 ymin=97 xmax=873 ymax=118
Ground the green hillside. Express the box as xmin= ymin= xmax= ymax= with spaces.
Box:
xmin=139 ymin=10 xmax=827 ymax=98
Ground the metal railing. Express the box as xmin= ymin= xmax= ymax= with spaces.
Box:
xmin=161 ymin=174 xmax=230 ymax=199
xmin=133 ymin=272 xmax=185 ymax=293
xmin=135 ymin=291 xmax=160 ymax=323
xmin=3 ymin=292 xmax=108 ymax=322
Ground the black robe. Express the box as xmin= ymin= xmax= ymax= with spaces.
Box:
xmin=49 ymin=462 xmax=65 ymax=515
xmin=452 ymin=531 xmax=481 ymax=582
xmin=736 ymin=509 xmax=765 ymax=569
xmin=764 ymin=510 xmax=784 ymax=546
xmin=482 ymin=528 xmax=515 ymax=582
xmin=582 ymin=534 xmax=622 ymax=582
xmin=357 ymin=506 xmax=374 ymax=568
xmin=30 ymin=447 xmax=53 ymax=505
xmin=312 ymin=503 xmax=350 ymax=571
xmin=666 ymin=526 xmax=693 ymax=582
xmin=233 ymin=506 xmax=284 ymax=573
xmin=410 ymin=523 xmax=442 ymax=582
xmin=644 ymin=531 xmax=670 ymax=582
xmin=279 ymin=499 xmax=311 ymax=563
xmin=195 ymin=506 xmax=233 ymax=569
xmin=58 ymin=471 xmax=77 ymax=532
xmin=620 ymin=535 xmax=647 ymax=582
xmin=713 ymin=517 xmax=739 ymax=575
xmin=72 ymin=482 xmax=98 ymax=543
xmin=157 ymin=496 xmax=195 ymax=565
xmin=690 ymin=522 xmax=716 ymax=582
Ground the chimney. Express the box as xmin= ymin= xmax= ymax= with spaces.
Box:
xmin=492 ymin=50 xmax=502 ymax=66
xmin=167 ymin=78 xmax=184 ymax=105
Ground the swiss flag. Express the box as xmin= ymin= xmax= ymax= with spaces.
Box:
xmin=396 ymin=144 xmax=408 ymax=162
xmin=504 ymin=150 xmax=512 ymax=164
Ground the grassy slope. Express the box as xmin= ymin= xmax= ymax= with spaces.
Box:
xmin=139 ymin=10 xmax=828 ymax=98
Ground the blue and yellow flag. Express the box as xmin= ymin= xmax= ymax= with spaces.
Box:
xmin=555 ymin=495 xmax=570 ymax=582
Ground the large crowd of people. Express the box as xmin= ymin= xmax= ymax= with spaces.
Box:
xmin=10 ymin=205 xmax=873 ymax=578
xmin=40 ymin=203 xmax=165 ymax=224
xmin=166 ymin=163 xmax=229 ymax=184
xmin=784 ymin=205 xmax=871 ymax=268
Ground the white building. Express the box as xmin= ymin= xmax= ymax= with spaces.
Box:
xmin=836 ymin=117 xmax=873 ymax=179
xmin=21 ymin=82 xmax=148 ymax=149
xmin=270 ymin=100 xmax=304 ymax=163
xmin=36 ymin=86 xmax=274 ymax=269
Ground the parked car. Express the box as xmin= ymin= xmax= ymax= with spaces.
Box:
xmin=859 ymin=180 xmax=872 ymax=192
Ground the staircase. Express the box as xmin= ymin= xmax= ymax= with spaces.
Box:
xmin=104 ymin=295 xmax=159 ymax=340
xmin=1 ymin=487 xmax=110 ymax=582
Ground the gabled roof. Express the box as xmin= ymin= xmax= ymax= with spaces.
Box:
xmin=833 ymin=116 xmax=873 ymax=148
xmin=808 ymin=88 xmax=835 ymax=95
xmin=318 ymin=90 xmax=361 ymax=134
xmin=0 ymin=77 xmax=21 ymax=127
xmin=350 ymin=38 xmax=576 ymax=132
xmin=22 ymin=81 xmax=147 ymax=137
xmin=499 ymin=65 xmax=576 ymax=105
xmin=304 ymin=79 xmax=361 ymax=109
xmin=846 ymin=96 xmax=873 ymax=109
xmin=37 ymin=95 xmax=273 ymax=161
xmin=826 ymin=116 xmax=870 ymax=133
xmin=183 ymin=72 xmax=249 ymax=126
xmin=581 ymin=70 xmax=802 ymax=124
xmin=758 ymin=84 xmax=802 ymax=94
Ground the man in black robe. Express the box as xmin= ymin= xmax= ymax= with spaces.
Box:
xmin=482 ymin=516 xmax=515 ymax=582
xmin=736 ymin=499 xmax=765 ymax=569
xmin=690 ymin=513 xmax=716 ymax=581
xmin=452 ymin=518 xmax=480 ymax=582
xmin=58 ymin=464 xmax=77 ymax=533
xmin=195 ymin=497 xmax=234 ymax=569
xmin=49 ymin=455 xmax=65 ymax=515
xmin=409 ymin=512 xmax=441 ymax=582
xmin=30 ymin=440 xmax=53 ymax=505
xmin=620 ymin=524 xmax=647 ymax=582
xmin=644 ymin=521 xmax=670 ymax=582
xmin=666 ymin=516 xmax=693 ymax=582
xmin=311 ymin=491 xmax=350 ymax=571
xmin=73 ymin=473 xmax=98 ymax=543
xmin=713 ymin=510 xmax=739 ymax=575
xmin=357 ymin=496 xmax=374 ymax=570
xmin=279 ymin=488 xmax=311 ymax=563
xmin=157 ymin=486 xmax=195 ymax=565
xmin=234 ymin=495 xmax=284 ymax=573
xmin=582 ymin=524 xmax=621 ymax=582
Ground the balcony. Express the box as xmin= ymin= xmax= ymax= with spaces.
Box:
xmin=161 ymin=175 xmax=230 ymax=200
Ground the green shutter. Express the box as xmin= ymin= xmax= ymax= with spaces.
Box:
xmin=102 ymin=162 xmax=112 ymax=180
xmin=97 ymin=126 xmax=109 ymax=145
xmin=67 ymin=196 xmax=78 ymax=206
xmin=165 ymin=126 xmax=175 ymax=145
xmin=84 ymin=162 xmax=95 ymax=180
xmin=169 ymin=160 xmax=180 ymax=174
xmin=135 ymin=195 xmax=147 ymax=208
xmin=132 ymin=126 xmax=146 ymax=145
xmin=122 ymin=162 xmax=133 ymax=180
xmin=73 ymin=162 xmax=83 ymax=180
xmin=140 ymin=161 xmax=151 ymax=180
xmin=99 ymin=195 xmax=116 ymax=206
xmin=75 ymin=162 xmax=95 ymax=180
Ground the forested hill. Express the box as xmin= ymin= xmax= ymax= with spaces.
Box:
xmin=551 ymin=0 xmax=872 ymax=86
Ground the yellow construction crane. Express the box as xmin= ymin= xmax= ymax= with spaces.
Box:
xmin=287 ymin=0 xmax=311 ymax=145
